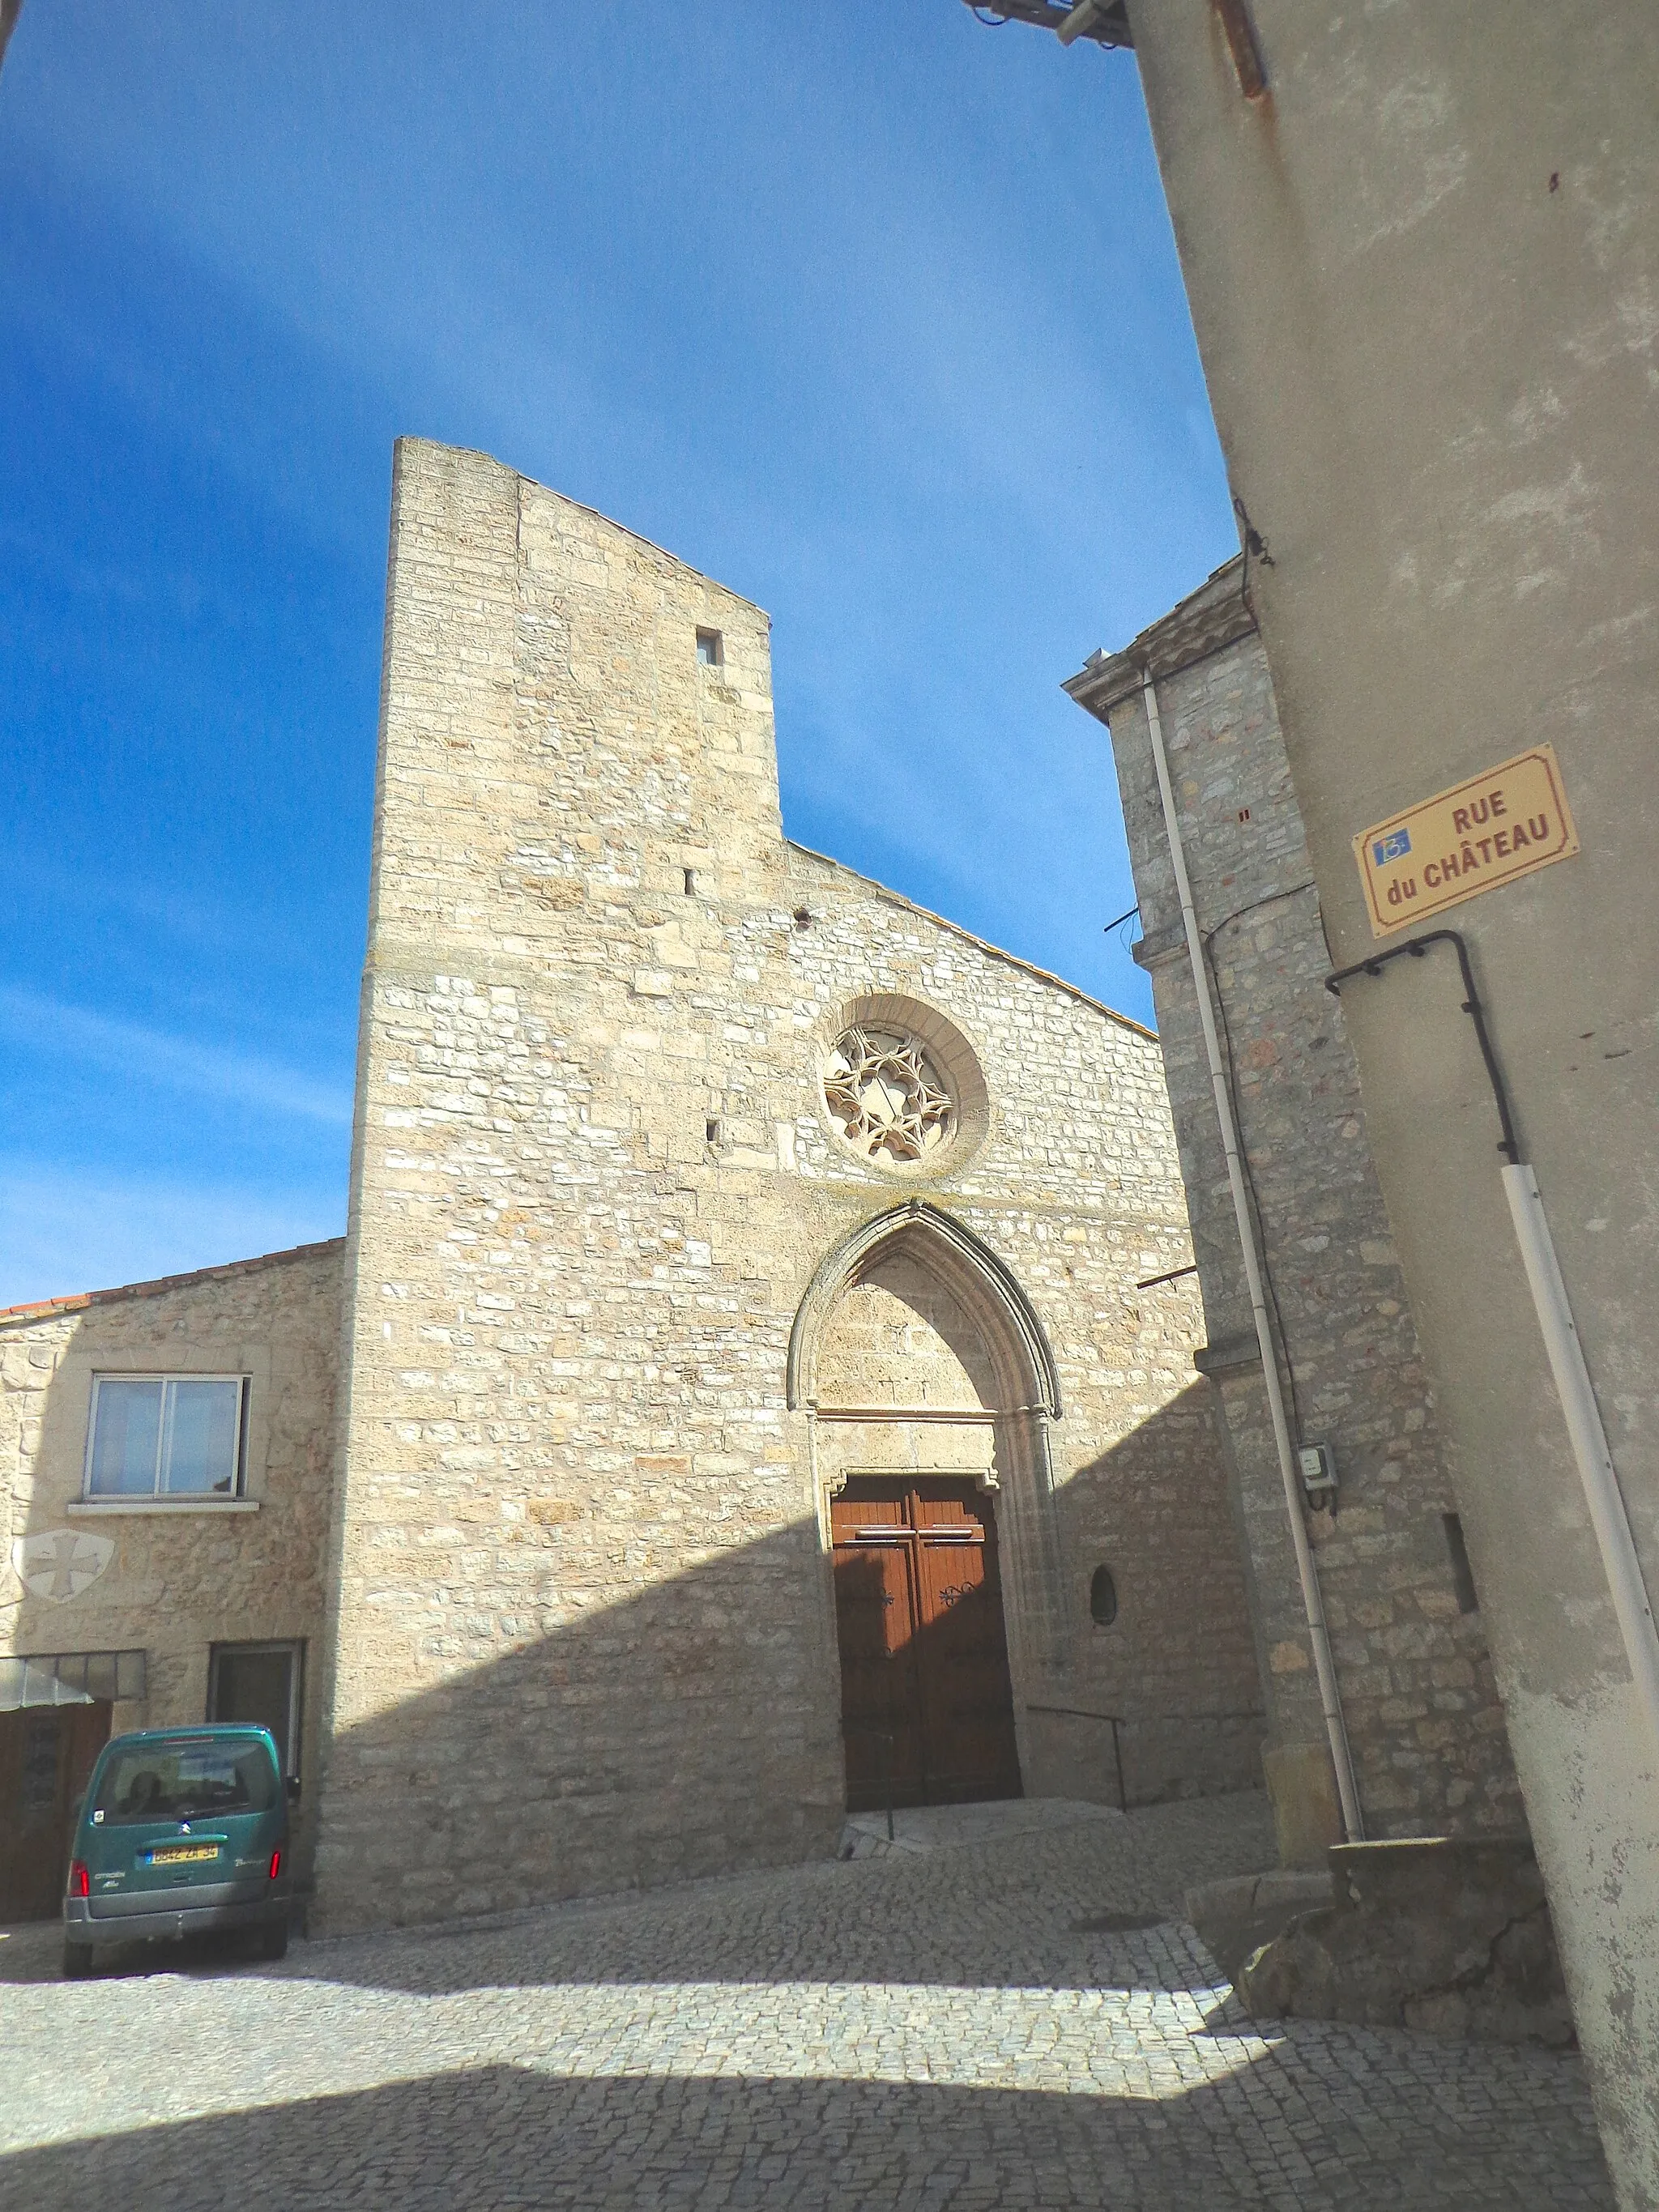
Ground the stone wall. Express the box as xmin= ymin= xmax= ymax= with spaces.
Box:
xmin=1068 ymin=563 xmax=1524 ymax=1843
xmin=0 ymin=1242 xmax=344 ymax=1866
xmin=313 ymin=438 xmax=1265 ymax=1931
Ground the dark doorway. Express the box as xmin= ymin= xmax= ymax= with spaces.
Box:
xmin=831 ymin=1477 xmax=1021 ymax=1811
xmin=208 ymin=1642 xmax=304 ymax=1779
xmin=0 ymin=1700 xmax=112 ymax=1921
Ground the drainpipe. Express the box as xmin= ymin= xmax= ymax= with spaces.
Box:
xmin=1141 ymin=668 xmax=1365 ymax=1840
xmin=1326 ymin=931 xmax=1659 ymax=1756
xmin=1503 ymin=1166 xmax=1659 ymax=1741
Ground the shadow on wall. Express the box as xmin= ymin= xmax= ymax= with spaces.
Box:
xmin=802 ymin=1219 xmax=1266 ymax=1818
xmin=317 ymin=1505 xmax=1047 ymax=1937
xmin=1040 ymin=1382 xmax=1268 ymax=1811
xmin=309 ymin=1424 xmax=1266 ymax=1941
xmin=310 ymin=1518 xmax=848 ymax=1937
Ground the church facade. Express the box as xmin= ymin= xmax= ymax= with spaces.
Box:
xmin=1 ymin=441 xmax=1263 ymax=1930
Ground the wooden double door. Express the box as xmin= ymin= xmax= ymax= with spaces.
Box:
xmin=832 ymin=1477 xmax=1021 ymax=1810
xmin=0 ymin=1702 xmax=112 ymax=1922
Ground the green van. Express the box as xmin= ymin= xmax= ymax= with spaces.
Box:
xmin=62 ymin=1724 xmax=294 ymax=1978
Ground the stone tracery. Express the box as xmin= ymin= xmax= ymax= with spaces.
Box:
xmin=823 ymin=1025 xmax=957 ymax=1166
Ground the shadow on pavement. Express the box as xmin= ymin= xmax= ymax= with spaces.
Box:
xmin=0 ymin=1795 xmax=1279 ymax=1999
xmin=0 ymin=2056 xmax=1614 ymax=2212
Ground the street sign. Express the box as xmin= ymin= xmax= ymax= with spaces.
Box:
xmin=1353 ymin=744 xmax=1579 ymax=937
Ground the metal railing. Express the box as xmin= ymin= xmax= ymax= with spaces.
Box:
xmin=841 ymin=1726 xmax=897 ymax=1841
xmin=843 ymin=1707 xmax=1265 ymax=1832
xmin=1025 ymin=1704 xmax=1265 ymax=1813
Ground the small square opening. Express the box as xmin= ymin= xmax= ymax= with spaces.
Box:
xmin=696 ymin=629 xmax=723 ymax=667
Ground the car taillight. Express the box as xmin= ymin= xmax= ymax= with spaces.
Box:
xmin=68 ymin=1861 xmax=90 ymax=1899
xmin=268 ymin=1849 xmax=282 ymax=1882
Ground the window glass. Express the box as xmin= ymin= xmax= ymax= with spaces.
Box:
xmin=164 ymin=1379 xmax=241 ymax=1494
xmin=87 ymin=1377 xmax=242 ymax=1498
xmin=92 ymin=1737 xmax=278 ymax=1824
xmin=0 ymin=1650 xmax=145 ymax=1711
xmin=87 ymin=1379 xmax=164 ymax=1494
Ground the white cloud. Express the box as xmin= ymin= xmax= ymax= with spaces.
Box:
xmin=0 ymin=987 xmax=353 ymax=1128
xmin=0 ymin=1164 xmax=343 ymax=1311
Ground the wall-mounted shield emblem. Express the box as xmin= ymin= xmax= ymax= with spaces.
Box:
xmin=11 ymin=1528 xmax=116 ymax=1604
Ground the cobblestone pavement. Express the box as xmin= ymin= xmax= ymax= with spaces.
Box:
xmin=0 ymin=1792 xmax=1613 ymax=2210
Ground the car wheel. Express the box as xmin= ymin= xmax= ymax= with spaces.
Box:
xmin=258 ymin=1920 xmax=289 ymax=1962
xmin=62 ymin=1942 xmax=94 ymax=1980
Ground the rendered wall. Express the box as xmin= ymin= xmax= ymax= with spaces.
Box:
xmin=1126 ymin=3 xmax=1659 ymax=2196
xmin=313 ymin=437 xmax=1264 ymax=1931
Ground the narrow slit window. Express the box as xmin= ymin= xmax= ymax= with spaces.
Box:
xmin=1090 ymin=1565 xmax=1119 ymax=1627
xmin=683 ymin=867 xmax=697 ymax=896
xmin=706 ymin=1117 xmax=722 ymax=1147
xmin=1443 ymin=1512 xmax=1480 ymax=1613
xmin=696 ymin=628 xmax=723 ymax=667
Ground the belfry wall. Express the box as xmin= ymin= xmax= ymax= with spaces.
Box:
xmin=311 ymin=439 xmax=1264 ymax=1932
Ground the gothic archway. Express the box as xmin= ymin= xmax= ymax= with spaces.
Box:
xmin=787 ymin=1201 xmax=1061 ymax=1420
xmin=791 ymin=1204 xmax=1071 ymax=1804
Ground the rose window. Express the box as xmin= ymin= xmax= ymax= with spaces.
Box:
xmin=824 ymin=1026 xmax=957 ymax=1166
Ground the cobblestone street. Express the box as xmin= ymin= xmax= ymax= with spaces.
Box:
xmin=0 ymin=1795 xmax=1613 ymax=2210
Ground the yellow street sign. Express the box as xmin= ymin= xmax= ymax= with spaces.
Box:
xmin=1354 ymin=744 xmax=1579 ymax=938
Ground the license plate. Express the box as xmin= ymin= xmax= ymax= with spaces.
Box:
xmin=150 ymin=1843 xmax=220 ymax=1865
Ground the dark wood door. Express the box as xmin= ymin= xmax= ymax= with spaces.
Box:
xmin=832 ymin=1477 xmax=1021 ymax=1811
xmin=0 ymin=1701 xmax=112 ymax=1921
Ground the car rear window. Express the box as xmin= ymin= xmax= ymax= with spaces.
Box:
xmin=93 ymin=1738 xmax=279 ymax=1824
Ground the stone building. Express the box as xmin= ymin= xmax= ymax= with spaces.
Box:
xmin=1065 ymin=559 xmax=1525 ymax=1857
xmin=1 ymin=437 xmax=1265 ymax=1929
xmin=0 ymin=1243 xmax=342 ymax=1920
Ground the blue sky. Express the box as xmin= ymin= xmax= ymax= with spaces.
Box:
xmin=0 ymin=2 xmax=1234 ymax=1307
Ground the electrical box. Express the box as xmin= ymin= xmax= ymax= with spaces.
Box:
xmin=1297 ymin=1441 xmax=1337 ymax=1510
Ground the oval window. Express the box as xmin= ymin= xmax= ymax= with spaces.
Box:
xmin=1090 ymin=1566 xmax=1119 ymax=1627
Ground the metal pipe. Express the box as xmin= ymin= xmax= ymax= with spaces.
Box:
xmin=1327 ymin=936 xmax=1659 ymax=1752
xmin=1503 ymin=1166 xmax=1659 ymax=1741
xmin=1141 ymin=667 xmax=1364 ymax=1839
xmin=1326 ymin=931 xmax=1519 ymax=1161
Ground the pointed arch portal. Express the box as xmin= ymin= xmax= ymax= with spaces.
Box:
xmin=787 ymin=1201 xmax=1061 ymax=1421
xmin=791 ymin=1203 xmax=1071 ymax=1807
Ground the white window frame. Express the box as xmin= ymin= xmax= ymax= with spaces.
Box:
xmin=83 ymin=1373 xmax=249 ymax=1502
